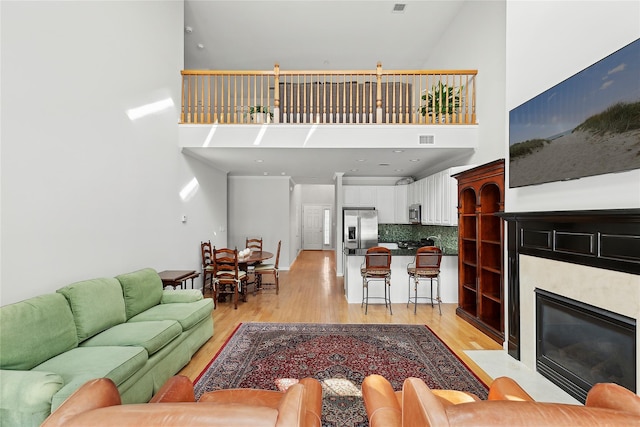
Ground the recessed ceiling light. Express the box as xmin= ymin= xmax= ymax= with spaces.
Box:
xmin=350 ymin=169 xmax=358 ymax=172
xmin=197 ymin=43 xmax=205 ymax=49
xmin=185 ymin=26 xmax=193 ymax=34
xmin=357 ymin=159 xmax=366 ymax=162
xmin=281 ymin=172 xmax=286 ymax=176
xmin=393 ymin=149 xmax=404 ymax=153
xmin=255 ymin=159 xmax=264 ymax=163
xmin=409 ymin=159 xmax=420 ymax=162
xmin=394 ymin=169 xmax=403 ymax=172
xmin=263 ymin=172 xmax=268 ymax=176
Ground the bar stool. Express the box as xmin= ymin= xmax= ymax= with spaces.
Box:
xmin=407 ymin=246 xmax=443 ymax=315
xmin=361 ymin=246 xmax=392 ymax=315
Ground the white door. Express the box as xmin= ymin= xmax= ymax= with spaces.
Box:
xmin=303 ymin=205 xmax=328 ymax=250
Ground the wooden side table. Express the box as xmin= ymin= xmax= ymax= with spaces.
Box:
xmin=158 ymin=270 xmax=200 ymax=289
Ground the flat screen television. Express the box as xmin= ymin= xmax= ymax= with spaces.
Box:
xmin=509 ymin=38 xmax=640 ymax=188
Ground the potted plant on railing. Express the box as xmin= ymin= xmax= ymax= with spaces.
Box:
xmin=418 ymin=82 xmax=463 ymax=123
xmin=248 ymin=105 xmax=274 ymax=123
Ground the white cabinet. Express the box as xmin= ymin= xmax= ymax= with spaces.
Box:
xmin=375 ymin=186 xmax=395 ymax=224
xmin=343 ymin=186 xmax=360 ymax=206
xmin=421 ymin=166 xmax=475 ymax=226
xmin=423 ymin=175 xmax=436 ymax=224
xmin=440 ymin=169 xmax=456 ymax=225
xmin=343 ymin=186 xmax=376 ymax=207
xmin=359 ymin=186 xmax=376 ymax=206
xmin=394 ymin=185 xmax=408 ymax=224
xmin=409 ymin=179 xmax=425 ymax=207
xmin=343 ymin=185 xmax=411 ymax=224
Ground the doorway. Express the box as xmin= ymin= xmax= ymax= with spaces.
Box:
xmin=302 ymin=205 xmax=332 ymax=250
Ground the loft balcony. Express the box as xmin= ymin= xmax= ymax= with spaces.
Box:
xmin=178 ymin=64 xmax=479 ymax=183
xmin=180 ymin=63 xmax=477 ymax=126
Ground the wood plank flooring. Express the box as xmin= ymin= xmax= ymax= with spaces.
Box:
xmin=178 ymin=250 xmax=502 ymax=385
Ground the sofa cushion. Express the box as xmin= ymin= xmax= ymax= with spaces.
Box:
xmin=128 ymin=298 xmax=213 ymax=331
xmin=161 ymin=289 xmax=204 ymax=304
xmin=57 ymin=278 xmax=126 ymax=342
xmin=116 ymin=268 xmax=163 ymax=320
xmin=32 ymin=346 xmax=148 ymax=411
xmin=0 ymin=293 xmax=78 ymax=370
xmin=80 ymin=320 xmax=182 ymax=356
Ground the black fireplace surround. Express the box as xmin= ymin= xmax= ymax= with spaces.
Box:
xmin=499 ymin=209 xmax=640 ymax=402
xmin=536 ymin=289 xmax=636 ymax=403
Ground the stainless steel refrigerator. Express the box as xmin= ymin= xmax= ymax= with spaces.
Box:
xmin=343 ymin=208 xmax=378 ymax=250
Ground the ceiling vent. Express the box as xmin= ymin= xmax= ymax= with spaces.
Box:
xmin=392 ymin=3 xmax=406 ymax=13
xmin=419 ymin=135 xmax=435 ymax=145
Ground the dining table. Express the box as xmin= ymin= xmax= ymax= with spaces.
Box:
xmin=219 ymin=250 xmax=273 ymax=300
xmin=240 ymin=250 xmax=273 ymax=292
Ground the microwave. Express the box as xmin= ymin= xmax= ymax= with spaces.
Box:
xmin=409 ymin=204 xmax=421 ymax=224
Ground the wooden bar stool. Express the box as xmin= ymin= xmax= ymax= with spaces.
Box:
xmin=360 ymin=246 xmax=392 ymax=315
xmin=407 ymin=246 xmax=443 ymax=315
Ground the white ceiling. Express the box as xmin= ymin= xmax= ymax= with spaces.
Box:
xmin=182 ymin=0 xmax=473 ymax=184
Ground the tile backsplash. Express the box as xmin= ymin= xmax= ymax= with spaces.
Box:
xmin=378 ymin=224 xmax=459 ymax=254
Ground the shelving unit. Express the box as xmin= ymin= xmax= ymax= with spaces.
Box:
xmin=453 ymin=159 xmax=505 ymax=343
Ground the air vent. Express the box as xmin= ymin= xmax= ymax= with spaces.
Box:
xmin=419 ymin=135 xmax=435 ymax=145
xmin=392 ymin=3 xmax=406 ymax=13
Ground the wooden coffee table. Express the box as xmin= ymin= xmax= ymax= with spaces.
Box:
xmin=158 ymin=270 xmax=200 ymax=289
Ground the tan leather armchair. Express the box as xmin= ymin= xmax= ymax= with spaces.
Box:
xmin=43 ymin=375 xmax=323 ymax=427
xmin=362 ymin=374 xmax=640 ymax=427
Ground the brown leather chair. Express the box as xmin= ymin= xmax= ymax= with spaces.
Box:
xmin=43 ymin=375 xmax=323 ymax=427
xmin=362 ymin=374 xmax=640 ymax=427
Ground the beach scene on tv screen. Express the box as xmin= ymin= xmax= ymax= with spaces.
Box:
xmin=509 ymin=39 xmax=640 ymax=188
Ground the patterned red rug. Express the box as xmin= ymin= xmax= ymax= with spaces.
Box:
xmin=194 ymin=323 xmax=488 ymax=426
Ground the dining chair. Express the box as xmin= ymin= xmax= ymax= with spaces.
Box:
xmin=246 ymin=237 xmax=263 ymax=252
xmin=200 ymin=241 xmax=215 ymax=297
xmin=213 ymin=247 xmax=248 ymax=309
xmin=253 ymin=240 xmax=281 ymax=294
xmin=360 ymin=246 xmax=392 ymax=315
xmin=245 ymin=237 xmax=263 ymax=280
xmin=406 ymin=246 xmax=443 ymax=315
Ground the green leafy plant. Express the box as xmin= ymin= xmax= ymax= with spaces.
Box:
xmin=248 ymin=105 xmax=273 ymax=122
xmin=418 ymin=82 xmax=463 ymax=117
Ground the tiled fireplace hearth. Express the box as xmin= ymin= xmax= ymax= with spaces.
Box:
xmin=499 ymin=209 xmax=640 ymax=402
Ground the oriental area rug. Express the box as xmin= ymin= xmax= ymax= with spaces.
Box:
xmin=194 ymin=323 xmax=488 ymax=427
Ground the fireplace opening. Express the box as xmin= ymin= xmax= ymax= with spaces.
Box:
xmin=536 ymin=289 xmax=636 ymax=403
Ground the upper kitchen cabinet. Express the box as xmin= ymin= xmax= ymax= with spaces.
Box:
xmin=343 ymin=185 xmax=376 ymax=207
xmin=394 ymin=185 xmax=408 ymax=224
xmin=342 ymin=185 xmax=410 ymax=224
xmin=422 ymin=166 xmax=474 ymax=226
xmin=375 ymin=186 xmax=395 ymax=224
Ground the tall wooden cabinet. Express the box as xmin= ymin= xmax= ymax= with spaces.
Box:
xmin=453 ymin=159 xmax=505 ymax=344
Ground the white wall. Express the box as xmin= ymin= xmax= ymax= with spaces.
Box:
xmin=289 ymin=184 xmax=302 ymax=264
xmin=505 ymin=0 xmax=640 ymax=212
xmin=228 ymin=176 xmax=291 ymax=268
xmin=421 ymin=0 xmax=507 ymax=175
xmin=1 ymin=1 xmax=227 ymax=304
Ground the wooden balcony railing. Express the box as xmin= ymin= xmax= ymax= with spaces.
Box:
xmin=181 ymin=63 xmax=477 ymax=125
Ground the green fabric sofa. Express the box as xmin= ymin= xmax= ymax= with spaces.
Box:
xmin=0 ymin=268 xmax=214 ymax=427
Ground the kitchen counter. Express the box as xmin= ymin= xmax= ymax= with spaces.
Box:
xmin=344 ymin=247 xmax=458 ymax=256
xmin=342 ymin=249 xmax=459 ymax=305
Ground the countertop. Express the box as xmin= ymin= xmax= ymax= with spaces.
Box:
xmin=344 ymin=247 xmax=457 ymax=256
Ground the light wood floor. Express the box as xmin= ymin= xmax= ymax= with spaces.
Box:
xmin=178 ymin=250 xmax=502 ymax=385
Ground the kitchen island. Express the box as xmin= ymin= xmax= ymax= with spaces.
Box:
xmin=343 ymin=247 xmax=458 ymax=306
